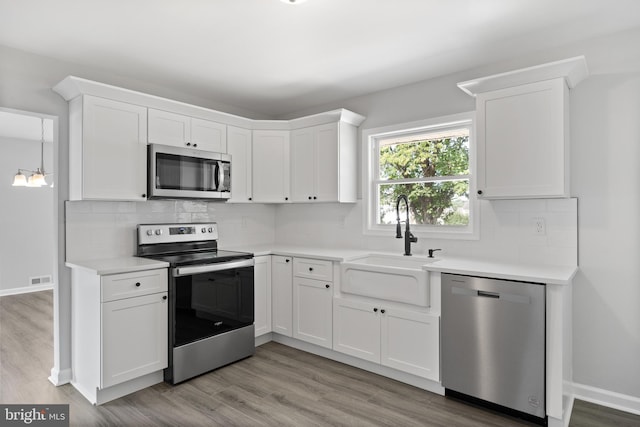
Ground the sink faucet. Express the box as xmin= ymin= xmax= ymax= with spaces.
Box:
xmin=396 ymin=195 xmax=418 ymax=256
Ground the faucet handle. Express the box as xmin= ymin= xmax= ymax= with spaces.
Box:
xmin=428 ymin=248 xmax=441 ymax=258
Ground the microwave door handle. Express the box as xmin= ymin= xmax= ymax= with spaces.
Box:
xmin=213 ymin=161 xmax=220 ymax=190
xmin=217 ymin=161 xmax=226 ymax=191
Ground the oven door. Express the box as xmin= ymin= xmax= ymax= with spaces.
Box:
xmin=170 ymin=259 xmax=254 ymax=348
xmin=148 ymin=144 xmax=230 ymax=200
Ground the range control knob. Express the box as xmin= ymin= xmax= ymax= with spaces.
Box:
xmin=201 ymin=227 xmax=207 ymax=233
xmin=146 ymin=229 xmax=153 ymax=236
xmin=208 ymin=227 xmax=214 ymax=233
xmin=155 ymin=229 xmax=162 ymax=236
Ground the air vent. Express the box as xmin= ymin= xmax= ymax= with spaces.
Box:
xmin=30 ymin=275 xmax=53 ymax=286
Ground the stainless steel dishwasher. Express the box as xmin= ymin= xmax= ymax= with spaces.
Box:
xmin=441 ymin=273 xmax=546 ymax=422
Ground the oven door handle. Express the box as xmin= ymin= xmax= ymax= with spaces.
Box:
xmin=173 ymin=258 xmax=254 ymax=277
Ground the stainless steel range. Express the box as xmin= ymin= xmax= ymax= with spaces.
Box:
xmin=137 ymin=222 xmax=255 ymax=384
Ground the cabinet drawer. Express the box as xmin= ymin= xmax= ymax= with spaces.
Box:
xmin=101 ymin=269 xmax=168 ymax=302
xmin=293 ymin=258 xmax=333 ymax=282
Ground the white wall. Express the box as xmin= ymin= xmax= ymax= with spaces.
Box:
xmin=0 ymin=135 xmax=54 ymax=293
xmin=276 ymin=27 xmax=640 ymax=401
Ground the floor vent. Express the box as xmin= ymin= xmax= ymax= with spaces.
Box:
xmin=30 ymin=275 xmax=53 ymax=286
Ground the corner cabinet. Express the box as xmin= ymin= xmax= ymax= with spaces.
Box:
xmin=68 ymin=95 xmax=148 ymax=201
xmin=458 ymin=56 xmax=588 ymax=199
xmin=252 ymin=130 xmax=290 ymax=203
xmin=148 ymin=108 xmax=227 ymax=153
xmin=70 ymin=267 xmax=168 ymax=404
xmin=290 ymin=122 xmax=358 ymax=203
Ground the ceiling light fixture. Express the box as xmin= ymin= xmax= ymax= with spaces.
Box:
xmin=12 ymin=117 xmax=53 ymax=188
xmin=281 ymin=0 xmax=308 ymax=4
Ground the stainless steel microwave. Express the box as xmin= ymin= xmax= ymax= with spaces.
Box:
xmin=148 ymin=144 xmax=231 ymax=200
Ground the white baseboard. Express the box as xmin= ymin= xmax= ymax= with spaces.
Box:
xmin=573 ymin=382 xmax=640 ymax=416
xmin=0 ymin=284 xmax=54 ymax=297
xmin=49 ymin=367 xmax=72 ymax=386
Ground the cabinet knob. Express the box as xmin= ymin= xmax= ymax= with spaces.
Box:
xmin=477 ymin=190 xmax=483 ymax=195
xmin=373 ymin=308 xmax=378 ymax=313
xmin=285 ymin=259 xmax=290 ymax=263
xmin=248 ymin=197 xmax=252 ymax=201
xmin=380 ymin=309 xmax=386 ymax=314
xmin=186 ymin=142 xmax=191 ymax=146
xmin=162 ymin=295 xmax=167 ymax=300
xmin=309 ymin=267 xmax=313 ymax=272
xmin=141 ymin=194 xmax=146 ymax=198
xmin=325 ymin=284 xmax=330 ymax=289
xmin=285 ymin=197 xmax=289 ymax=201
xmin=313 ymin=196 xmax=317 ymax=200
xmin=135 ymin=282 xmax=141 ymax=287
xmin=193 ymin=143 xmax=198 ymax=148
xmin=308 ymin=196 xmax=312 ymax=200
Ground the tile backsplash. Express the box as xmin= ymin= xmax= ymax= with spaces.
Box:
xmin=65 ymin=200 xmax=276 ymax=261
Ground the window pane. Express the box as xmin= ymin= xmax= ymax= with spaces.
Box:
xmin=378 ymin=181 xmax=469 ymax=226
xmin=378 ymin=131 xmax=469 ymax=180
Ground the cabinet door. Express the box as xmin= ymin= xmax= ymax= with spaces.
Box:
xmin=252 ymin=130 xmax=290 ymax=203
xmin=227 ymin=126 xmax=253 ymax=203
xmin=380 ymin=308 xmax=439 ymax=381
xmin=293 ymin=277 xmax=332 ymax=348
xmin=82 ymin=96 xmax=147 ymax=200
xmin=254 ymin=256 xmax=272 ymax=337
xmin=314 ymin=122 xmax=340 ymax=202
xmin=333 ymin=298 xmax=380 ymax=363
xmin=476 ymin=78 xmax=568 ymax=198
xmin=148 ymin=109 xmax=190 ymax=148
xmin=101 ymin=292 xmax=168 ymax=388
xmin=290 ymin=127 xmax=316 ymax=202
xmin=271 ymin=255 xmax=293 ymax=336
xmin=191 ymin=118 xmax=227 ymax=152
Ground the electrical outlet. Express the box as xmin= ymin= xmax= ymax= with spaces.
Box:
xmin=533 ymin=217 xmax=546 ymax=235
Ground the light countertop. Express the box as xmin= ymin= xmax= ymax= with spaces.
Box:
xmin=66 ymin=257 xmax=170 ymax=275
xmin=223 ymin=244 xmax=577 ymax=285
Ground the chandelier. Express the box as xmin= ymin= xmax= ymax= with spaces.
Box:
xmin=12 ymin=117 xmax=53 ymax=187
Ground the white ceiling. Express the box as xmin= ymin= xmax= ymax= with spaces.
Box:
xmin=1 ymin=0 xmax=640 ymax=117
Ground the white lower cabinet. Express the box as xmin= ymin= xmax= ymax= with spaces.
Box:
xmin=333 ymin=297 xmax=440 ymax=381
xmin=102 ymin=292 xmax=168 ymax=388
xmin=254 ymin=255 xmax=272 ymax=337
xmin=271 ymin=255 xmax=293 ymax=336
xmin=70 ymin=267 xmax=168 ymax=404
xmin=293 ymin=276 xmax=333 ymax=349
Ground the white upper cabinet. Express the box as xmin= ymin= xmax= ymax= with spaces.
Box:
xmin=227 ymin=126 xmax=253 ymax=203
xmin=69 ymin=95 xmax=148 ymax=201
xmin=458 ymin=56 xmax=588 ymax=199
xmin=148 ymin=109 xmax=227 ymax=152
xmin=290 ymin=122 xmax=357 ymax=203
xmin=252 ymin=130 xmax=290 ymax=203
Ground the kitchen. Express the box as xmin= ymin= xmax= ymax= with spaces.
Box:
xmin=1 ymin=1 xmax=640 ymax=426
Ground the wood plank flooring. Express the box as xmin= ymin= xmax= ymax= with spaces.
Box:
xmin=1 ymin=290 xmax=638 ymax=426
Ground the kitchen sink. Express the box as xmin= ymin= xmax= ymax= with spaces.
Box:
xmin=340 ymin=254 xmax=437 ymax=307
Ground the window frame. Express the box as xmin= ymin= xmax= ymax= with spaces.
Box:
xmin=362 ymin=112 xmax=479 ymax=240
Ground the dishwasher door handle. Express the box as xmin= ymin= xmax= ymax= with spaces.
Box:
xmin=477 ymin=290 xmax=500 ymax=298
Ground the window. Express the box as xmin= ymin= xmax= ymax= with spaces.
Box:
xmin=363 ymin=113 xmax=477 ymax=239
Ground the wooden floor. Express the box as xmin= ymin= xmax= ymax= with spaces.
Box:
xmin=2 ymin=291 xmax=639 ymax=426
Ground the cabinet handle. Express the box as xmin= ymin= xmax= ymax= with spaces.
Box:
xmin=477 ymin=190 xmax=483 ymax=195
xmin=162 ymin=295 xmax=167 ymax=300
xmin=373 ymin=308 xmax=378 ymax=312
xmin=380 ymin=309 xmax=386 ymax=314
xmin=135 ymin=282 xmax=141 ymax=287
xmin=325 ymin=284 xmax=330 ymax=289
